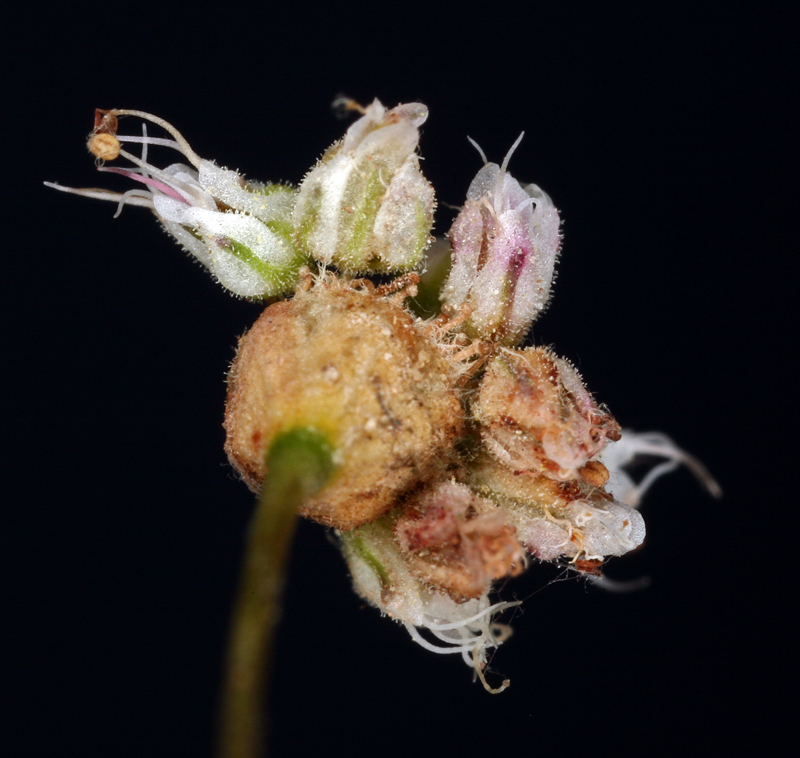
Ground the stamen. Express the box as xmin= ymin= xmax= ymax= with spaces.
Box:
xmin=117 ymin=135 xmax=182 ymax=151
xmin=106 ymin=110 xmax=204 ymax=169
xmin=630 ymin=460 xmax=681 ymax=505
xmin=403 ymin=623 xmax=476 ymax=654
xmin=332 ymin=95 xmax=368 ymax=117
xmin=88 ymin=133 xmax=120 ymax=161
xmin=604 ymin=431 xmax=722 ymax=503
xmin=423 ymin=600 xmax=521 ymax=631
xmin=42 ymin=182 xmax=153 ymax=208
xmin=587 ymin=574 xmax=652 ymax=592
xmin=113 ymin=189 xmax=157 ymax=218
xmin=140 ymin=124 xmax=149 ymax=174
xmin=114 ymin=147 xmax=202 ymax=204
xmin=472 ymin=642 xmax=511 ymax=694
xmin=500 ymin=132 xmax=525 ymax=174
xmin=429 ymin=628 xmax=481 ymax=646
xmin=467 ymin=136 xmax=488 ymax=164
xmin=515 ymin=195 xmax=538 ymax=214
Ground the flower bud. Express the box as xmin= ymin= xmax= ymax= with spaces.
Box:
xmin=293 ymin=99 xmax=435 ymax=272
xmin=473 ymin=346 xmax=621 ymax=482
xmin=223 ymin=275 xmax=463 ymax=530
xmin=440 ymin=135 xmax=560 ymax=346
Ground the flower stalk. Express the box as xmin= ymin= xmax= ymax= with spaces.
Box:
xmin=218 ymin=428 xmax=336 ymax=758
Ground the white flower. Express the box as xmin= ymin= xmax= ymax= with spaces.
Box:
xmin=293 ymin=98 xmax=435 ymax=272
xmin=46 ymin=110 xmax=305 ymax=298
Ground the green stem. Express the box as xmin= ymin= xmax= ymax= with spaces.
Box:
xmin=218 ymin=428 xmax=336 ymax=758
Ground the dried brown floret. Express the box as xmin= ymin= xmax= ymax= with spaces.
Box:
xmin=394 ymin=481 xmax=525 ymax=600
xmin=473 ymin=346 xmax=620 ymax=482
xmin=469 ymin=452 xmax=645 ymax=562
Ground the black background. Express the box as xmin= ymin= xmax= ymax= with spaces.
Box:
xmin=6 ymin=3 xmax=788 ymax=756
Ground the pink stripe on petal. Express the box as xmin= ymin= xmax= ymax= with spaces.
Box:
xmin=99 ymin=167 xmax=189 ymax=204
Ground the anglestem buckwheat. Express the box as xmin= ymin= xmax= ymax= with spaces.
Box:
xmin=49 ymin=97 xmax=721 ymax=755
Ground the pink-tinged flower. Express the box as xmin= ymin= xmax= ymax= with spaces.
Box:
xmin=394 ymin=481 xmax=526 ymax=601
xmin=440 ymin=134 xmax=561 ymax=346
xmin=46 ymin=110 xmax=304 ymax=298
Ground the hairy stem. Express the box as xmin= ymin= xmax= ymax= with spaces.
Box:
xmin=218 ymin=428 xmax=336 ymax=758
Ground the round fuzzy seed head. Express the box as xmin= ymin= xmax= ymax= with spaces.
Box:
xmin=224 ymin=277 xmax=464 ymax=529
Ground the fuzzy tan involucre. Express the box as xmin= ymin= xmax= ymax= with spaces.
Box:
xmin=224 ymin=275 xmax=463 ymax=530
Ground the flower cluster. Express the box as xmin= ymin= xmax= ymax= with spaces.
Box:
xmin=49 ymin=100 xmax=720 ymax=692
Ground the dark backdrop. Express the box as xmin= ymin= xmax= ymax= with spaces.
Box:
xmin=6 ymin=3 xmax=787 ymax=756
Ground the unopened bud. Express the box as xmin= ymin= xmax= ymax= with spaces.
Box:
xmin=440 ymin=135 xmax=560 ymax=346
xmin=293 ymin=99 xmax=435 ymax=272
